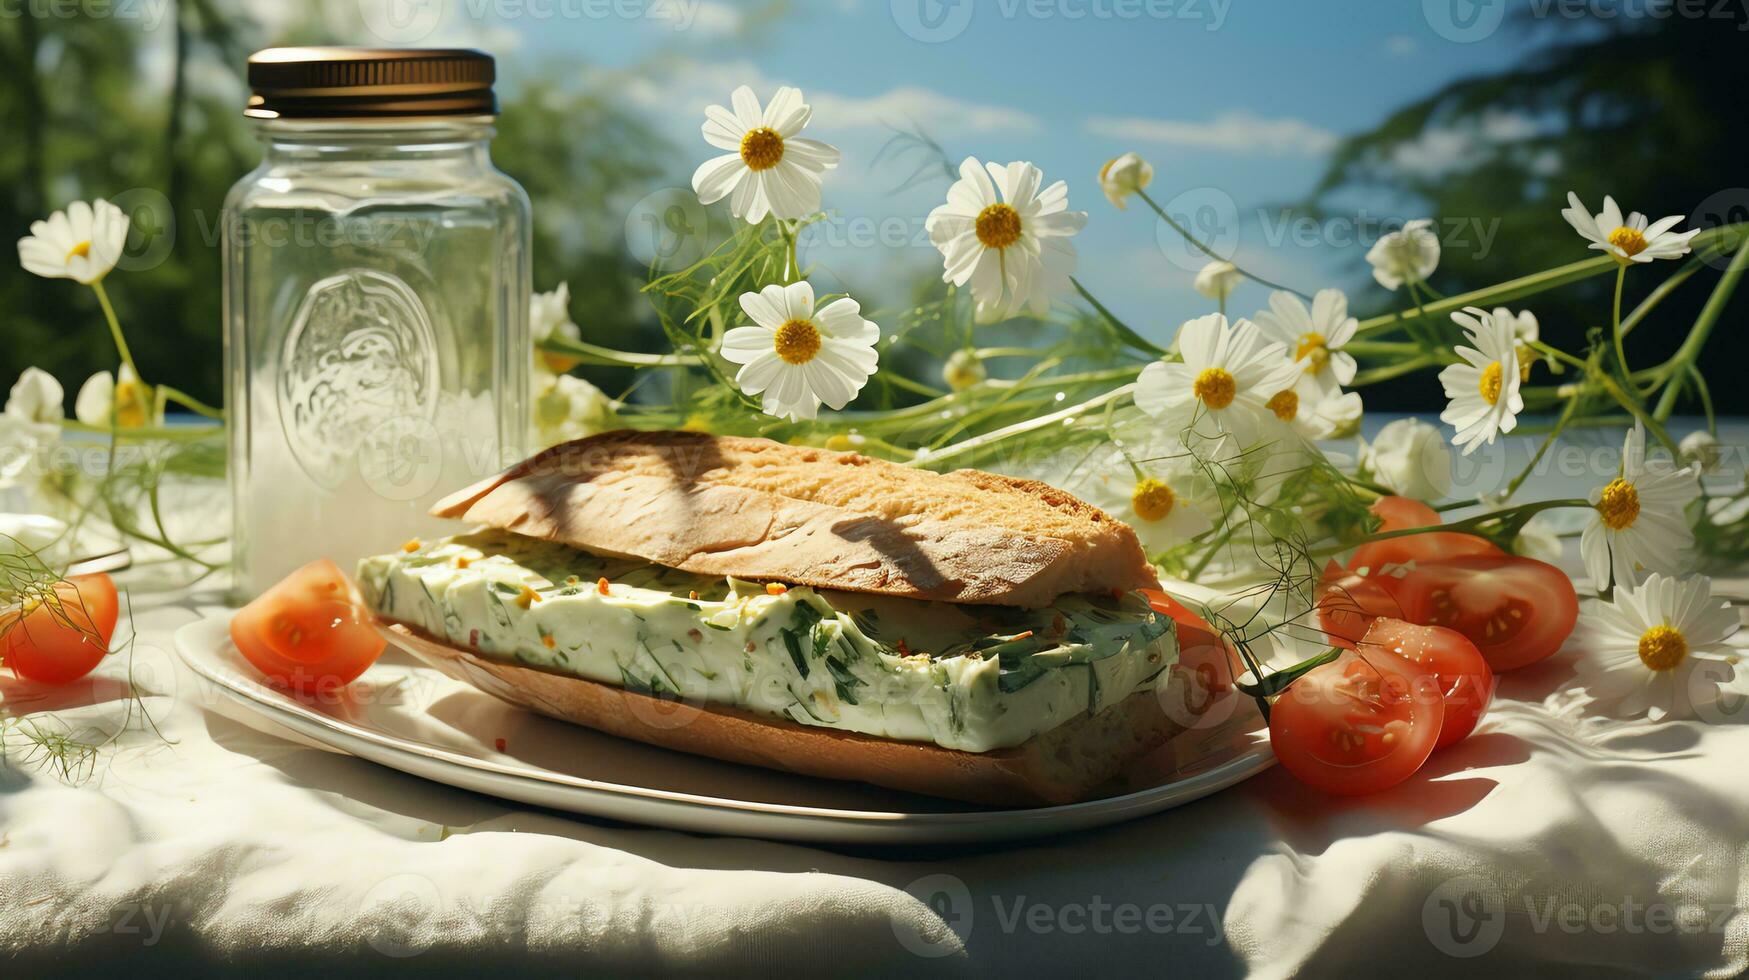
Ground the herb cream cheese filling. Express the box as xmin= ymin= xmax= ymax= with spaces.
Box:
xmin=357 ymin=530 xmax=1179 ymax=753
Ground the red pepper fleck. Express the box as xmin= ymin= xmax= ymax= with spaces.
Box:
xmin=494 ymin=738 xmax=507 ymax=752
xmin=597 ymin=577 xmax=611 ymax=596
xmin=469 ymin=629 xmax=479 ymax=648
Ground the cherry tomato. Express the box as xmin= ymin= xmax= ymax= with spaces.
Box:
xmin=1388 ymin=556 xmax=1578 ymax=672
xmin=1268 ymin=647 xmax=1442 ymax=795
xmin=231 ymin=559 xmax=386 ymax=695
xmin=1317 ymin=560 xmax=1405 ymax=646
xmin=1 ymin=573 xmax=119 ymax=684
xmin=1360 ymin=617 xmax=1494 ymax=748
xmin=1317 ymin=555 xmax=1577 ymax=672
xmin=1349 ymin=496 xmax=1501 ymax=574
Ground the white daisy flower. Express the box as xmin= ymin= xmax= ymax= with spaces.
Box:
xmin=1365 ymin=218 xmax=1440 ymax=290
xmin=720 ymin=281 xmax=879 ymax=421
xmin=1438 ymin=306 xmax=1524 ymax=455
xmin=1193 ymin=260 xmax=1240 ymax=302
xmin=1492 ymin=305 xmax=1540 ymax=380
xmin=6 ymin=368 xmax=64 ymax=426
xmin=18 ymin=199 xmax=129 ymax=284
xmin=1 ymin=369 xmax=64 ymax=490
xmin=75 ymin=364 xmax=158 ymax=429
xmin=1252 ymin=288 xmax=1358 ymax=390
xmin=1560 ymin=192 xmax=1698 ymax=264
xmin=1084 ymin=457 xmax=1212 ymax=557
xmin=534 ymin=374 xmax=620 ymax=448
xmin=1575 ymin=573 xmax=1741 ymax=719
xmin=1098 ymin=152 xmax=1153 ymax=210
xmin=1364 ymin=417 xmax=1453 ymax=502
xmin=691 ymin=86 xmax=841 ymax=224
xmin=1262 ymin=371 xmax=1362 ymax=441
xmin=926 ymin=158 xmax=1087 ymax=323
xmin=1135 ymin=314 xmax=1300 ymax=446
xmin=531 ymin=283 xmax=582 ymax=376
xmin=1580 ymin=423 xmax=1700 ymax=590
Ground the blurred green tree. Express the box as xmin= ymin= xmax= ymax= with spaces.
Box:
xmin=0 ymin=3 xmax=670 ymax=411
xmin=1309 ymin=11 xmax=1749 ymax=411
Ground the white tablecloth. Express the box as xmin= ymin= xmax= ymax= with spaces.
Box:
xmin=5 ymin=428 xmax=1749 ymax=976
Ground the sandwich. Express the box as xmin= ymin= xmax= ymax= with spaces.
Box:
xmin=357 ymin=430 xmax=1201 ymax=806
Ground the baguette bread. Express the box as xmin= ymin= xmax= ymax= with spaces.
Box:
xmin=431 ymin=430 xmax=1155 ymax=608
xmin=382 ymin=622 xmax=1199 ymax=807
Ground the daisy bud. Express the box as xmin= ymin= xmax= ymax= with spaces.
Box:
xmin=1680 ymin=430 xmax=1725 ymax=475
xmin=1365 ymin=418 xmax=1453 ymax=502
xmin=1193 ymin=260 xmax=1241 ymax=302
xmin=1098 ymin=152 xmax=1154 ymax=210
xmin=942 ymin=349 xmax=986 ymax=391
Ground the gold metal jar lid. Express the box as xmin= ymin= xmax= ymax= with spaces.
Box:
xmin=246 ymin=47 xmax=496 ymax=120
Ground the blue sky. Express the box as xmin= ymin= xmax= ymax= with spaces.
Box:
xmin=337 ymin=0 xmax=1545 ymax=343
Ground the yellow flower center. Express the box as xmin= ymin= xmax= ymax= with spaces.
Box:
xmin=1515 ymin=343 xmax=1536 ymax=382
xmin=1608 ymin=225 xmax=1648 ymax=258
xmin=1192 ymin=367 xmax=1237 ymax=410
xmin=1637 ymin=624 xmax=1688 ymax=672
xmin=1294 ymin=333 xmax=1329 ymax=371
xmin=739 ymin=127 xmax=785 ymax=172
xmin=1266 ymin=389 xmax=1299 ymax=422
xmin=1130 ymin=478 xmax=1176 ymax=522
xmin=66 ymin=240 xmax=92 ymax=262
xmin=974 ymin=203 xmax=1023 ymax=250
xmin=115 ymin=378 xmax=152 ymax=429
xmin=772 ymin=318 xmax=822 ymax=365
xmin=1479 ymin=361 xmax=1504 ymax=406
xmin=1596 ymin=477 xmax=1641 ymax=531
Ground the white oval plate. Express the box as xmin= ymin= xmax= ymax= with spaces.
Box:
xmin=174 ymin=611 xmax=1273 ymax=845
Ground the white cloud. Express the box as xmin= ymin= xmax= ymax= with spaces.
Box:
xmin=1389 ymin=110 xmax=1547 ymax=179
xmin=612 ymin=58 xmax=1038 ymax=136
xmin=687 ymin=1 xmax=744 ymax=37
xmin=1084 ymin=111 xmax=1338 ymax=157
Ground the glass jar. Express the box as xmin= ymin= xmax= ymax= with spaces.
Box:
xmin=223 ymin=48 xmax=530 ymax=598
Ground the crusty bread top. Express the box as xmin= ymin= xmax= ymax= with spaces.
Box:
xmin=429 ymin=430 xmax=1156 ymax=607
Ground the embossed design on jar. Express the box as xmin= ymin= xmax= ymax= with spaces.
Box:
xmin=277 ymin=269 xmax=439 ymax=489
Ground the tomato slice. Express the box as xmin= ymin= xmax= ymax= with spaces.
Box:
xmin=1318 ymin=555 xmax=1577 ymax=673
xmin=1268 ymin=647 xmax=1442 ymax=795
xmin=1360 ymin=617 xmax=1494 ymax=748
xmin=1388 ymin=556 xmax=1578 ymax=672
xmin=231 ymin=559 xmax=387 ymax=695
xmin=1 ymin=573 xmax=119 ymax=685
xmin=1349 ymin=496 xmax=1501 ymax=574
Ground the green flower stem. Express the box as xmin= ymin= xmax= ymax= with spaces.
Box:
xmin=1314 ymin=497 xmax=1591 ymax=558
xmin=910 ymin=383 xmax=1135 ymax=467
xmin=1070 ymin=277 xmax=1168 ymax=357
xmin=1504 ymin=394 xmax=1582 ymax=500
xmin=1133 ymin=188 xmax=1311 ymax=300
xmin=156 ymin=385 xmax=224 ymax=420
xmin=1609 ymin=264 xmax=1635 ymax=391
xmin=59 ymin=419 xmax=221 ymax=442
xmin=1597 ymin=373 xmax=1679 ymax=455
xmin=1351 ymin=353 xmax=1444 ymax=387
xmin=538 ymin=336 xmax=704 ymax=368
xmin=1652 ymin=231 xmax=1749 ymax=420
xmin=1620 ymin=242 xmax=1732 ymax=337
xmin=1355 ymin=223 xmax=1747 ymax=341
xmin=89 ymin=279 xmax=137 ymax=376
